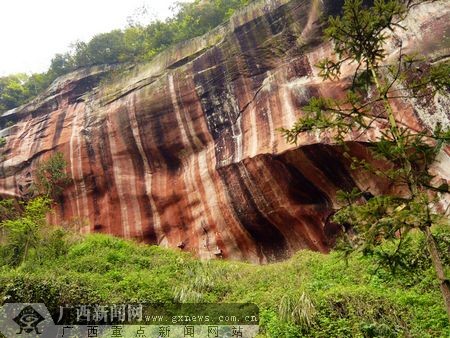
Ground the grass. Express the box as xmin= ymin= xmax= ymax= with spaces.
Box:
xmin=0 ymin=232 xmax=449 ymax=337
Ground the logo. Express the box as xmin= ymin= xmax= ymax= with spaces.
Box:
xmin=13 ymin=305 xmax=45 ymax=334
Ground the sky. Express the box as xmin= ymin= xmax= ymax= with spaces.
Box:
xmin=0 ymin=0 xmax=183 ymax=76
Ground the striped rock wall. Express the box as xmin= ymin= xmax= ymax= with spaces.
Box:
xmin=0 ymin=0 xmax=449 ymax=262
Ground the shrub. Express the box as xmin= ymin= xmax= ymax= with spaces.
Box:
xmin=32 ymin=152 xmax=71 ymax=199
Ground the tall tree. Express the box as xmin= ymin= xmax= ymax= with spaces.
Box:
xmin=282 ymin=0 xmax=450 ymax=317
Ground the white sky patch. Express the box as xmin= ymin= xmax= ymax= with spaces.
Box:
xmin=0 ymin=0 xmax=186 ymax=76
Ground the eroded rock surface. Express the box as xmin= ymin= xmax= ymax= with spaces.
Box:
xmin=1 ymin=0 xmax=449 ymax=262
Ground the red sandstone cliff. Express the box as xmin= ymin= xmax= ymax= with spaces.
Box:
xmin=0 ymin=0 xmax=449 ymax=262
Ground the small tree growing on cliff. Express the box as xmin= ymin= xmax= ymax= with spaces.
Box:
xmin=0 ymin=153 xmax=71 ymax=266
xmin=32 ymin=152 xmax=71 ymax=199
xmin=281 ymin=0 xmax=450 ymax=317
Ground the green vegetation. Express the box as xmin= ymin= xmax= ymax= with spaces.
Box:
xmin=0 ymin=73 xmax=46 ymax=113
xmin=0 ymin=148 xmax=447 ymax=336
xmin=0 ymin=197 xmax=52 ymax=266
xmin=0 ymin=0 xmax=252 ymax=115
xmin=0 ymin=152 xmax=70 ymax=268
xmin=0 ymin=1 xmax=449 ymax=336
xmin=32 ymin=152 xmax=71 ymax=199
xmin=0 ymin=153 xmax=70 ymax=266
xmin=0 ymin=147 xmax=448 ymax=336
xmin=282 ymin=0 xmax=450 ymax=317
xmin=0 ymin=231 xmax=448 ymax=337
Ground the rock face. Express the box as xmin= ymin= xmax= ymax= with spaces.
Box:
xmin=1 ymin=0 xmax=449 ymax=262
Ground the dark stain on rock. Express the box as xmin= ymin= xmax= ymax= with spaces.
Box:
xmin=301 ymin=144 xmax=356 ymax=192
xmin=218 ymin=163 xmax=288 ymax=261
xmin=52 ymin=109 xmax=67 ymax=147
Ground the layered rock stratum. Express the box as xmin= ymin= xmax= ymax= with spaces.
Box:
xmin=0 ymin=0 xmax=449 ymax=262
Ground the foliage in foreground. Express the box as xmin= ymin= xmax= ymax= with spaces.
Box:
xmin=281 ymin=0 xmax=450 ymax=316
xmin=0 ymin=230 xmax=449 ymax=337
xmin=0 ymin=153 xmax=70 ymax=266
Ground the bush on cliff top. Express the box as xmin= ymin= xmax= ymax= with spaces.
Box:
xmin=1 ymin=231 xmax=449 ymax=337
xmin=0 ymin=0 xmax=252 ymax=115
